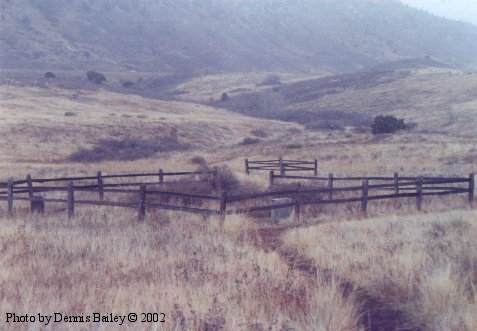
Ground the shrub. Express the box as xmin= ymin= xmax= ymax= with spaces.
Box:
xmin=286 ymin=143 xmax=303 ymax=149
xmin=122 ymin=81 xmax=135 ymax=88
xmin=86 ymin=70 xmax=107 ymax=84
xmin=220 ymin=92 xmax=229 ymax=102
xmin=212 ymin=166 xmax=241 ymax=192
xmin=69 ymin=137 xmax=188 ymax=162
xmin=44 ymin=72 xmax=56 ymax=79
xmin=240 ymin=137 xmax=260 ymax=145
xmin=371 ymin=115 xmax=407 ymax=134
xmin=190 ymin=156 xmax=208 ymax=167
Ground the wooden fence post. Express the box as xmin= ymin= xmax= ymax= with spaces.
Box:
xmin=220 ymin=191 xmax=227 ymax=224
xmin=469 ymin=173 xmax=475 ymax=207
xmin=159 ymin=169 xmax=164 ymax=184
xmin=97 ymin=171 xmax=104 ymax=201
xmin=67 ymin=181 xmax=75 ymax=219
xmin=294 ymin=184 xmax=301 ymax=223
xmin=416 ymin=177 xmax=423 ymax=211
xmin=26 ymin=174 xmax=34 ymax=200
xmin=245 ymin=159 xmax=250 ymax=175
xmin=294 ymin=200 xmax=301 ymax=223
xmin=361 ymin=179 xmax=369 ymax=217
xmin=394 ymin=172 xmax=399 ymax=194
xmin=279 ymin=158 xmax=285 ymax=176
xmin=138 ymin=185 xmax=146 ymax=221
xmin=7 ymin=178 xmax=13 ymax=217
xmin=314 ymin=159 xmax=318 ymax=176
xmin=328 ymin=174 xmax=334 ymax=200
xmin=269 ymin=171 xmax=275 ymax=187
xmin=211 ymin=167 xmax=218 ymax=189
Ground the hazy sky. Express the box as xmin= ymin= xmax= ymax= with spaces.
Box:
xmin=401 ymin=0 xmax=477 ymax=25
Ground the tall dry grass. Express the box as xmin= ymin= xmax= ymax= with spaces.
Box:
xmin=283 ymin=209 xmax=477 ymax=331
xmin=0 ymin=209 xmax=363 ymax=331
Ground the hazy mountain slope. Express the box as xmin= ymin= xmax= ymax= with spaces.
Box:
xmin=2 ymin=0 xmax=477 ymax=72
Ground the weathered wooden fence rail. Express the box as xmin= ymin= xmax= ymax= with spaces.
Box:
xmin=245 ymin=158 xmax=318 ymax=175
xmin=0 ymin=170 xmax=474 ymax=222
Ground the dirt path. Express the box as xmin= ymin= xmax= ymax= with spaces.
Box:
xmin=253 ymin=224 xmax=422 ymax=331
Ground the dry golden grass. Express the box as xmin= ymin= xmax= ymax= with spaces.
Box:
xmin=0 ymin=85 xmax=297 ymax=170
xmin=1 ymin=68 xmax=477 ymax=331
xmin=0 ymin=210 xmax=363 ymax=331
xmin=283 ymin=209 xmax=477 ymax=331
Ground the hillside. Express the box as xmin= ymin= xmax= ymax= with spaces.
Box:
xmin=0 ymin=85 xmax=296 ymax=173
xmin=2 ymin=0 xmax=477 ymax=72
xmin=215 ymin=66 xmax=477 ymax=137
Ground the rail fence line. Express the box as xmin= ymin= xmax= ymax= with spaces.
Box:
xmin=245 ymin=158 xmax=318 ymax=176
xmin=0 ymin=165 xmax=474 ymax=222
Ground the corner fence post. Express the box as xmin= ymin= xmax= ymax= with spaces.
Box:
xmin=220 ymin=191 xmax=227 ymax=225
xmin=394 ymin=172 xmax=399 ymax=195
xmin=279 ymin=158 xmax=285 ymax=176
xmin=26 ymin=174 xmax=34 ymax=201
xmin=269 ymin=171 xmax=275 ymax=187
xmin=159 ymin=169 xmax=164 ymax=184
xmin=138 ymin=185 xmax=146 ymax=221
xmin=245 ymin=159 xmax=250 ymax=175
xmin=361 ymin=179 xmax=369 ymax=217
xmin=97 ymin=171 xmax=104 ymax=201
xmin=314 ymin=159 xmax=318 ymax=176
xmin=7 ymin=178 xmax=14 ymax=218
xmin=328 ymin=174 xmax=334 ymax=200
xmin=469 ymin=173 xmax=475 ymax=207
xmin=416 ymin=177 xmax=423 ymax=211
xmin=67 ymin=181 xmax=75 ymax=219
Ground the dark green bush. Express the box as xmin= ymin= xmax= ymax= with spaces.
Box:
xmin=371 ymin=115 xmax=406 ymax=134
xmin=86 ymin=70 xmax=107 ymax=84
xmin=44 ymin=72 xmax=56 ymax=79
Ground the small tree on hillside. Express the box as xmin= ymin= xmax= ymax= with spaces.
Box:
xmin=221 ymin=92 xmax=229 ymax=102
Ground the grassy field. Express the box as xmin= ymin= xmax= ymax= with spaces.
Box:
xmin=283 ymin=209 xmax=477 ymax=331
xmin=1 ymin=67 xmax=477 ymax=330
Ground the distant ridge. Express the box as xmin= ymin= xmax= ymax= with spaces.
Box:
xmin=1 ymin=0 xmax=477 ymax=73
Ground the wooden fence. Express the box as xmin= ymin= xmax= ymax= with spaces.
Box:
xmin=245 ymin=158 xmax=318 ymax=176
xmin=0 ymin=169 xmax=474 ymax=222
xmin=0 ymin=170 xmax=220 ymax=220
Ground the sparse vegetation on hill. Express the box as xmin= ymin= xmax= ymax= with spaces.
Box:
xmin=69 ymin=136 xmax=188 ymax=162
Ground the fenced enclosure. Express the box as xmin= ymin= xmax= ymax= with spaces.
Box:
xmin=0 ymin=167 xmax=474 ymax=222
xmin=0 ymin=170 xmax=221 ymax=220
xmin=245 ymin=158 xmax=318 ymax=175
